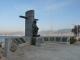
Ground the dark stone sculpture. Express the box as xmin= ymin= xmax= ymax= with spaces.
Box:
xmin=19 ymin=15 xmax=28 ymax=19
xmin=32 ymin=20 xmax=40 ymax=37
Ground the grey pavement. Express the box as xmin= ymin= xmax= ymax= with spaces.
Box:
xmin=8 ymin=42 xmax=80 ymax=60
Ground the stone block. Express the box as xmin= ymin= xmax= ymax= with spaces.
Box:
xmin=31 ymin=37 xmax=45 ymax=46
xmin=31 ymin=37 xmax=36 ymax=45
xmin=4 ymin=38 xmax=24 ymax=58
xmin=36 ymin=37 xmax=45 ymax=46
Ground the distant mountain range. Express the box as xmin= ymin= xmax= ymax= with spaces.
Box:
xmin=38 ymin=29 xmax=73 ymax=36
xmin=0 ymin=29 xmax=73 ymax=36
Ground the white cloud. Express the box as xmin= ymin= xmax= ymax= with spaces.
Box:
xmin=45 ymin=1 xmax=71 ymax=11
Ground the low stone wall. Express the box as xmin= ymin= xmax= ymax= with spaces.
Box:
xmin=3 ymin=36 xmax=70 ymax=59
xmin=4 ymin=36 xmax=31 ymax=59
xmin=42 ymin=36 xmax=70 ymax=44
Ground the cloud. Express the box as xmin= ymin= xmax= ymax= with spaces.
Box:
xmin=45 ymin=1 xmax=71 ymax=11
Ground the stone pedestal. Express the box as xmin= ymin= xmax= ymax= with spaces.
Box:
xmin=31 ymin=37 xmax=45 ymax=46
xmin=31 ymin=37 xmax=36 ymax=45
xmin=4 ymin=38 xmax=24 ymax=58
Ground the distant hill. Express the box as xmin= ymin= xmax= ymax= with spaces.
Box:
xmin=39 ymin=30 xmax=55 ymax=35
xmin=53 ymin=29 xmax=72 ymax=34
xmin=38 ymin=29 xmax=73 ymax=36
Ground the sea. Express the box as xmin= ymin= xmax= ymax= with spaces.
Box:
xmin=0 ymin=36 xmax=73 ymax=42
xmin=0 ymin=36 xmax=23 ymax=42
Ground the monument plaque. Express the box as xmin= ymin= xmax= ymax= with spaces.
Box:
xmin=44 ymin=37 xmax=49 ymax=41
xmin=62 ymin=37 xmax=67 ymax=42
xmin=14 ymin=38 xmax=22 ymax=44
xmin=50 ymin=37 xmax=54 ymax=41
xmin=56 ymin=37 xmax=61 ymax=42
xmin=10 ymin=45 xmax=17 ymax=52
xmin=19 ymin=38 xmax=26 ymax=43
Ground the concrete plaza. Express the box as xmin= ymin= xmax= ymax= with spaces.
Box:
xmin=7 ymin=42 xmax=80 ymax=60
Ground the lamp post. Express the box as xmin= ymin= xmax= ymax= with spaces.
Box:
xmin=51 ymin=10 xmax=53 ymax=36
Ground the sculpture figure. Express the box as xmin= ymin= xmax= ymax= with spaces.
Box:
xmin=32 ymin=20 xmax=40 ymax=37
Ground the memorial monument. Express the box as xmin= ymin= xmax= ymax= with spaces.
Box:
xmin=4 ymin=10 xmax=43 ymax=58
xmin=19 ymin=10 xmax=40 ymax=37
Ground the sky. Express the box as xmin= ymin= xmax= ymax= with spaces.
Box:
xmin=0 ymin=0 xmax=80 ymax=33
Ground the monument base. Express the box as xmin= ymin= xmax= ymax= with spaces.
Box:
xmin=31 ymin=37 xmax=36 ymax=45
xmin=31 ymin=37 xmax=45 ymax=47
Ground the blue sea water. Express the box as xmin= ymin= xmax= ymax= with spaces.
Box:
xmin=0 ymin=36 xmax=22 ymax=42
